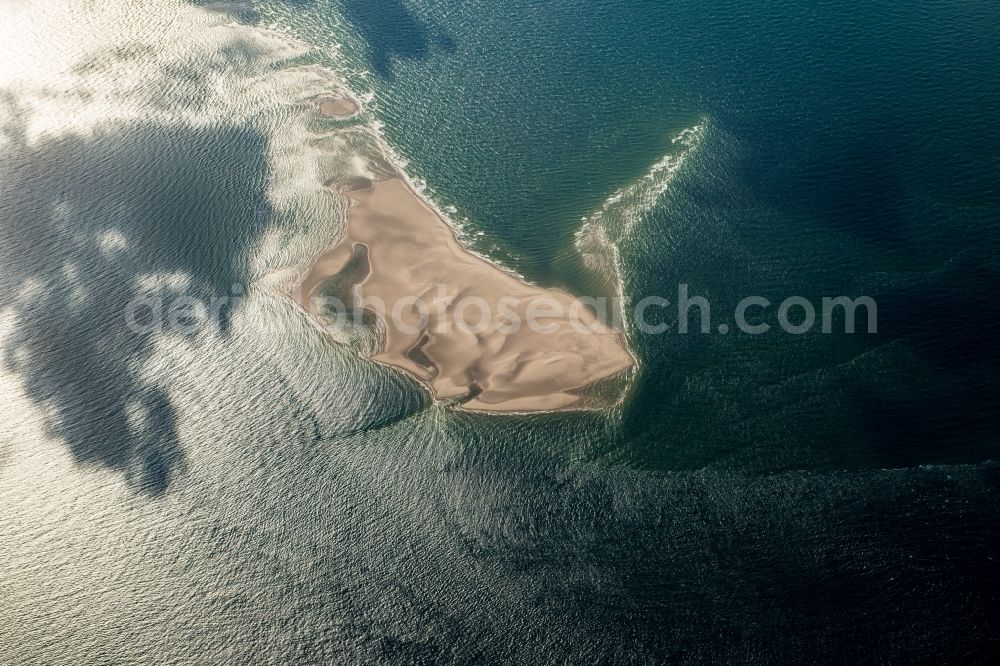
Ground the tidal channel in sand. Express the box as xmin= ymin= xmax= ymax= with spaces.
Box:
xmin=295 ymin=177 xmax=634 ymax=412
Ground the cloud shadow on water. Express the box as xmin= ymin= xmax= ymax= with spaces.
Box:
xmin=338 ymin=0 xmax=456 ymax=79
xmin=0 ymin=112 xmax=273 ymax=495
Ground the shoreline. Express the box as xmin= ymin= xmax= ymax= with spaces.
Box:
xmin=294 ymin=176 xmax=636 ymax=413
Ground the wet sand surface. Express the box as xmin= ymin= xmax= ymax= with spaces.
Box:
xmin=318 ymin=96 xmax=359 ymax=118
xmin=296 ymin=178 xmax=634 ymax=412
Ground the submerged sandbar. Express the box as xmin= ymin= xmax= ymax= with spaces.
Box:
xmin=296 ymin=177 xmax=634 ymax=412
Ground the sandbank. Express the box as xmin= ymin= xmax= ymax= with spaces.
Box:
xmin=318 ymin=96 xmax=359 ymax=118
xmin=295 ymin=177 xmax=634 ymax=412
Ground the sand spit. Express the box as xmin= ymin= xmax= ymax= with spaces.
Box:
xmin=296 ymin=177 xmax=634 ymax=412
xmin=317 ymin=96 xmax=359 ymax=118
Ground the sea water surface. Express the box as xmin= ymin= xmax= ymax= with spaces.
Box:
xmin=1 ymin=0 xmax=998 ymax=662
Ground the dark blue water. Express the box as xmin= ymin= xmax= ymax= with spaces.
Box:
xmin=1 ymin=0 xmax=999 ymax=662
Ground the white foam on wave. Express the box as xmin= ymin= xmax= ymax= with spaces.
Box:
xmin=575 ymin=121 xmax=707 ymax=291
xmin=215 ymin=0 xmax=531 ymax=285
xmin=359 ymin=123 xmax=530 ymax=281
xmin=574 ymin=121 xmax=706 ymax=408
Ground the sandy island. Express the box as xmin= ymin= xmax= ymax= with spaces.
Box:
xmin=318 ymin=96 xmax=359 ymax=118
xmin=295 ymin=177 xmax=634 ymax=412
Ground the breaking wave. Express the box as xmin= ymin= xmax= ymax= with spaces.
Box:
xmin=576 ymin=122 xmax=705 ymax=276
xmin=575 ymin=121 xmax=706 ymax=303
